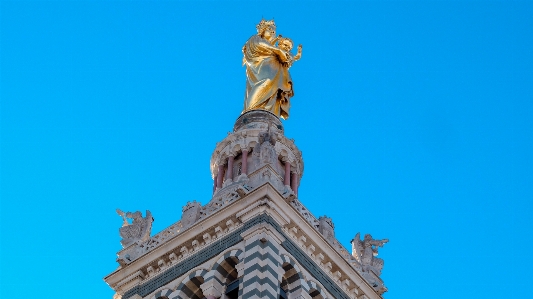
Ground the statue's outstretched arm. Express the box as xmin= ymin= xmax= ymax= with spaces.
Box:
xmin=116 ymin=208 xmax=129 ymax=227
xmin=293 ymin=45 xmax=302 ymax=61
xmin=371 ymin=238 xmax=389 ymax=247
xmin=242 ymin=45 xmax=247 ymax=66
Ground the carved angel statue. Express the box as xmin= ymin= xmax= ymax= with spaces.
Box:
xmin=116 ymin=209 xmax=154 ymax=248
xmin=242 ymin=19 xmax=303 ymax=120
xmin=351 ymin=233 xmax=389 ymax=275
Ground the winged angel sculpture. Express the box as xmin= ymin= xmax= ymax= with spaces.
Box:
xmin=352 ymin=233 xmax=389 ymax=275
xmin=116 ymin=209 xmax=154 ymax=248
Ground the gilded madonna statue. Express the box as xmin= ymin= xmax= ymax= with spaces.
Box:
xmin=242 ymin=20 xmax=302 ymax=120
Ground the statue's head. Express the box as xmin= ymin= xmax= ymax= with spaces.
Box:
xmin=364 ymin=234 xmax=372 ymax=241
xmin=278 ymin=37 xmax=294 ymax=52
xmin=132 ymin=211 xmax=142 ymax=220
xmin=256 ymin=19 xmax=276 ymax=40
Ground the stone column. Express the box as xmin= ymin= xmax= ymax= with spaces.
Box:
xmin=241 ymin=149 xmax=249 ymax=175
xmin=296 ymin=174 xmax=300 ymax=196
xmin=226 ymin=155 xmax=234 ymax=182
xmin=216 ymin=165 xmax=224 ymax=189
xmin=284 ymin=160 xmax=291 ymax=186
xmin=291 ymin=172 xmax=298 ymax=196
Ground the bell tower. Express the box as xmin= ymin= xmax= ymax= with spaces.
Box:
xmin=104 ymin=20 xmax=389 ymax=299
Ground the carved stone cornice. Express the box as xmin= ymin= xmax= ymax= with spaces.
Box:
xmin=105 ymin=182 xmax=385 ymax=298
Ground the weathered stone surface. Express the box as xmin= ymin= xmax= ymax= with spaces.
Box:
xmin=319 ymin=216 xmax=335 ymax=243
xmin=233 ymin=109 xmax=283 ymax=133
xmin=116 ymin=209 xmax=154 ymax=248
xmin=181 ymin=201 xmax=202 ymax=228
xmin=211 ymin=110 xmax=304 ymax=193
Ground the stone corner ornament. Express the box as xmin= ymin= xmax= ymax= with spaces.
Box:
xmin=351 ymin=232 xmax=389 ymax=276
xmin=116 ymin=209 xmax=154 ymax=248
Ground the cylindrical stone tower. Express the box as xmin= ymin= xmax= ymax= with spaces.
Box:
xmin=210 ymin=110 xmax=304 ymax=198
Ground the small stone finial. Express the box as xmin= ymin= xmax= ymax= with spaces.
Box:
xmin=181 ymin=201 xmax=202 ymax=228
xmin=116 ymin=209 xmax=154 ymax=248
xmin=318 ymin=216 xmax=335 ymax=243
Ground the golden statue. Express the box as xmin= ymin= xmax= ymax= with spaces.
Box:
xmin=242 ymin=20 xmax=302 ymax=120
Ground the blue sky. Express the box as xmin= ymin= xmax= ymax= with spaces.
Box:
xmin=1 ymin=1 xmax=532 ymax=298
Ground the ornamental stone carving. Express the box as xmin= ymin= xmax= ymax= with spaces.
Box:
xmin=181 ymin=201 xmax=202 ymax=228
xmin=259 ymin=131 xmax=277 ymax=165
xmin=318 ymin=216 xmax=335 ymax=243
xmin=210 ymin=110 xmax=304 ymax=185
xmin=351 ymin=233 xmax=388 ymax=276
xmin=116 ymin=209 xmax=154 ymax=248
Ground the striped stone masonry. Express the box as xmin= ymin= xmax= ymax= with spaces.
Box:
xmin=107 ymin=187 xmax=384 ymax=299
xmin=201 ymin=249 xmax=244 ymax=298
xmin=239 ymin=223 xmax=285 ymax=299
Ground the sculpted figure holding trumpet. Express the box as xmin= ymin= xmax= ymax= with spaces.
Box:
xmin=242 ymin=19 xmax=302 ymax=120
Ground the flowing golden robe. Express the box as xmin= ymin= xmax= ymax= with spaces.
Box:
xmin=242 ymin=35 xmax=293 ymax=120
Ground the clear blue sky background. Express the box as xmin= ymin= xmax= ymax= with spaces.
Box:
xmin=1 ymin=1 xmax=532 ymax=298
